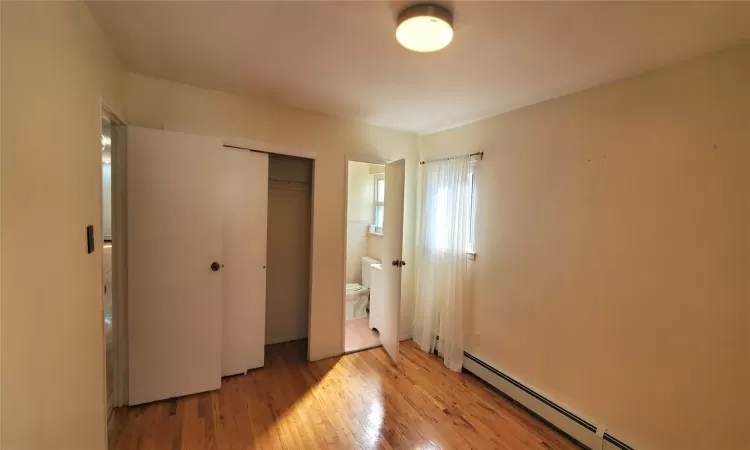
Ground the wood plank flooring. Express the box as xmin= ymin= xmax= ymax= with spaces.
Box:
xmin=109 ymin=340 xmax=580 ymax=449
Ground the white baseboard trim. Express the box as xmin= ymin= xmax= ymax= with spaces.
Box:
xmin=463 ymin=352 xmax=633 ymax=450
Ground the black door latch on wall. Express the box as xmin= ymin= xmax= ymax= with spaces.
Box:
xmin=86 ymin=225 xmax=95 ymax=254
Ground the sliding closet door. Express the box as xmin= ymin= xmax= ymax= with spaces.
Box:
xmin=127 ymin=127 xmax=223 ymax=405
xmin=382 ymin=159 xmax=406 ymax=363
xmin=222 ymin=148 xmax=268 ymax=376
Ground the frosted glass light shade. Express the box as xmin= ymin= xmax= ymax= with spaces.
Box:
xmin=396 ymin=4 xmax=453 ymax=53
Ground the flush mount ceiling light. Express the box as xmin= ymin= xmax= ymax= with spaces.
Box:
xmin=396 ymin=3 xmax=453 ymax=52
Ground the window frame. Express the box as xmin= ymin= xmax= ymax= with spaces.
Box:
xmin=373 ymin=174 xmax=385 ymax=234
xmin=467 ymin=160 xmax=478 ymax=258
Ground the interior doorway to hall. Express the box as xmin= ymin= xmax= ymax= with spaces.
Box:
xmin=101 ymin=116 xmax=115 ymax=418
xmin=344 ymin=160 xmax=386 ymax=352
xmin=101 ymin=108 xmax=125 ymax=421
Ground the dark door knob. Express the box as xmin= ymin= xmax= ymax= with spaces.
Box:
xmin=210 ymin=262 xmax=221 ymax=272
xmin=400 ymin=261 xmax=406 ymax=267
xmin=392 ymin=260 xmax=399 ymax=266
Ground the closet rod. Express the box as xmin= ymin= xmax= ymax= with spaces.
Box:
xmin=420 ymin=151 xmax=483 ymax=165
xmin=223 ymin=144 xmax=269 ymax=155
xmin=269 ymin=177 xmax=309 ymax=185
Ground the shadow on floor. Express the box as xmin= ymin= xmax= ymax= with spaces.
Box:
xmin=108 ymin=339 xmax=340 ymax=449
xmin=109 ymin=341 xmax=581 ymax=449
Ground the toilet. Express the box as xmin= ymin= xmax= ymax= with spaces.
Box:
xmin=345 ymin=256 xmax=380 ymax=320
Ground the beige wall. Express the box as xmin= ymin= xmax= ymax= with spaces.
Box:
xmin=366 ymin=233 xmax=384 ymax=262
xmin=346 ymin=161 xmax=375 ymax=283
xmin=420 ymin=45 xmax=750 ymax=450
xmin=1 ymin=2 xmax=126 ymax=449
xmin=124 ymin=72 xmax=419 ymax=358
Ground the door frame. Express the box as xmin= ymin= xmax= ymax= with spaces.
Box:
xmin=101 ymin=103 xmax=128 ymax=414
xmin=342 ymin=155 xmax=389 ymax=354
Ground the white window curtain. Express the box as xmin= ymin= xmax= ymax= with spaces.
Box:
xmin=413 ymin=155 xmax=473 ymax=372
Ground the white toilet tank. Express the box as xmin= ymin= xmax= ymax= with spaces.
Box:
xmin=361 ymin=257 xmax=380 ymax=288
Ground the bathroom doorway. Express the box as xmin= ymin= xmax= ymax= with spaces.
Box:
xmin=344 ymin=160 xmax=386 ymax=352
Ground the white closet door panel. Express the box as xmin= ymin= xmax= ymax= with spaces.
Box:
xmin=127 ymin=127 xmax=223 ymax=405
xmin=222 ymin=148 xmax=268 ymax=375
xmin=382 ymin=159 xmax=406 ymax=363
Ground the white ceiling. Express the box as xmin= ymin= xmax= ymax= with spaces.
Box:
xmin=88 ymin=1 xmax=750 ymax=134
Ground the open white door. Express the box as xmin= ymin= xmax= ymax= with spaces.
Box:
xmin=382 ymin=159 xmax=406 ymax=363
xmin=127 ymin=127 xmax=223 ymax=405
xmin=222 ymin=148 xmax=268 ymax=376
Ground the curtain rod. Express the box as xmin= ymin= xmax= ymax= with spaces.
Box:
xmin=419 ymin=152 xmax=483 ymax=165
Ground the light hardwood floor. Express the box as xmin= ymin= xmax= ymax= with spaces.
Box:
xmin=109 ymin=340 xmax=580 ymax=449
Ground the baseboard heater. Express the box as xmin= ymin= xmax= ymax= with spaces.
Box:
xmin=463 ymin=352 xmax=634 ymax=450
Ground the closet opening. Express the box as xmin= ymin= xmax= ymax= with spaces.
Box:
xmin=265 ymin=154 xmax=313 ymax=354
xmin=124 ymin=133 xmax=317 ymax=409
xmin=344 ymin=160 xmax=386 ymax=353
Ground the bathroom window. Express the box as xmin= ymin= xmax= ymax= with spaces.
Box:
xmin=373 ymin=174 xmax=385 ymax=233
